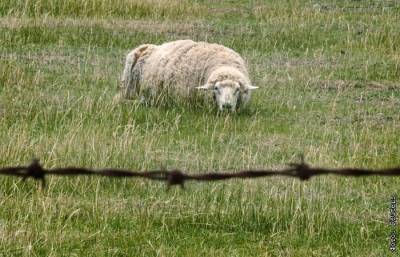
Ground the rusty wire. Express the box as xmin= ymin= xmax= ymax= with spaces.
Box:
xmin=0 ymin=158 xmax=400 ymax=189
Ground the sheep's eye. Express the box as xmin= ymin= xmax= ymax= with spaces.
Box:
xmin=213 ymin=86 xmax=220 ymax=93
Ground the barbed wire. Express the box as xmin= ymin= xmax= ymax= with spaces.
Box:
xmin=1 ymin=158 xmax=400 ymax=190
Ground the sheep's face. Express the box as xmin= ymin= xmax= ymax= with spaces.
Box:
xmin=197 ymin=79 xmax=258 ymax=112
xmin=213 ymin=80 xmax=241 ymax=111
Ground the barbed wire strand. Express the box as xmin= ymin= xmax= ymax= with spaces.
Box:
xmin=0 ymin=158 xmax=400 ymax=190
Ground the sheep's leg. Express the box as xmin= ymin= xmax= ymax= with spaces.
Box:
xmin=114 ymin=44 xmax=155 ymax=102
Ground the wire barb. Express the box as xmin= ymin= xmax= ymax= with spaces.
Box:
xmin=23 ymin=159 xmax=46 ymax=188
xmin=166 ymin=170 xmax=186 ymax=189
xmin=289 ymin=161 xmax=312 ymax=180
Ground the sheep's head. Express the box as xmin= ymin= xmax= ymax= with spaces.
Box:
xmin=196 ymin=79 xmax=258 ymax=112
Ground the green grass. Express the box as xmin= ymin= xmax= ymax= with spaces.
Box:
xmin=0 ymin=0 xmax=400 ymax=256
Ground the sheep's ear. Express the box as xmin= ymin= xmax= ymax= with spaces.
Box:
xmin=245 ymin=85 xmax=258 ymax=90
xmin=196 ymin=83 xmax=214 ymax=90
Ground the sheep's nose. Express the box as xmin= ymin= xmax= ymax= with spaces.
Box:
xmin=222 ymin=103 xmax=233 ymax=110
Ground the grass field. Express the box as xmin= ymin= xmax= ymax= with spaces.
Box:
xmin=1 ymin=0 xmax=400 ymax=256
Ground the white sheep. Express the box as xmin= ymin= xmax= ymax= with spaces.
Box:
xmin=116 ymin=39 xmax=258 ymax=111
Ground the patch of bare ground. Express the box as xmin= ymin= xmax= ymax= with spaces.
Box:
xmin=250 ymin=53 xmax=339 ymax=70
xmin=318 ymin=80 xmax=400 ymax=91
xmin=1 ymin=52 xmax=78 ymax=66
xmin=1 ymin=48 xmax=121 ymax=70
xmin=0 ymin=17 xmax=207 ymax=35
xmin=0 ymin=16 xmax=262 ymax=39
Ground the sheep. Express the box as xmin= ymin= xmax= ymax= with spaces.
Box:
xmin=115 ymin=39 xmax=258 ymax=111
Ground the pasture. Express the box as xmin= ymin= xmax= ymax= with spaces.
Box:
xmin=0 ymin=0 xmax=399 ymax=256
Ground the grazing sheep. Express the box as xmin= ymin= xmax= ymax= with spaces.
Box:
xmin=116 ymin=39 xmax=258 ymax=111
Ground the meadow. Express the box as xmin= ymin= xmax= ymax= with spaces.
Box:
xmin=0 ymin=0 xmax=399 ymax=256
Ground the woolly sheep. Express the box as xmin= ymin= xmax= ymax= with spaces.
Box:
xmin=116 ymin=39 xmax=258 ymax=111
